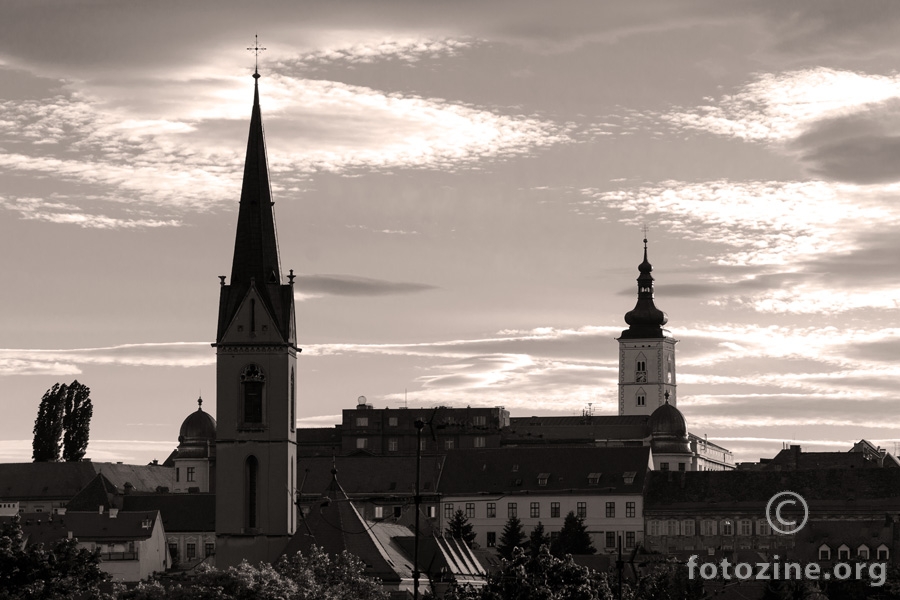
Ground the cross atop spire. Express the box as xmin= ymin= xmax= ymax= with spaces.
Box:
xmin=247 ymin=34 xmax=266 ymax=78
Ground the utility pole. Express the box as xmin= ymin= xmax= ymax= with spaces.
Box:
xmin=413 ymin=418 xmax=425 ymax=600
xmin=616 ymin=535 xmax=624 ymax=600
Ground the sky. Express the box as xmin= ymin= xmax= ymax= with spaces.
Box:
xmin=2 ymin=0 xmax=900 ymax=465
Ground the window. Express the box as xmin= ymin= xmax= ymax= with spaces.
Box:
xmin=168 ymin=543 xmax=177 ymax=559
xmin=487 ymin=503 xmax=496 ymax=518
xmin=486 ymin=532 xmax=496 ymax=547
xmin=420 ymin=438 xmax=427 ymax=451
xmin=530 ymin=502 xmax=540 ymax=518
xmin=877 ymin=545 xmax=889 ymax=560
xmin=551 ymin=502 xmax=560 ymax=518
xmin=858 ymin=545 xmax=870 ymax=560
xmin=626 ymin=502 xmax=635 ymax=518
xmin=606 ymin=532 xmax=616 ymax=548
xmin=240 ymin=364 xmax=265 ymax=425
xmin=838 ymin=545 xmax=850 ymax=561
xmin=444 ymin=503 xmax=454 ymax=519
xmin=588 ymin=472 xmax=601 ymax=485
xmin=626 ymin=531 xmax=635 ymax=547
xmin=186 ymin=467 xmax=195 ymax=482
xmin=683 ymin=520 xmax=695 ymax=536
xmin=245 ymin=456 xmax=258 ymax=529
xmin=606 ymin=502 xmax=615 ymax=518
xmin=356 ymin=437 xmax=368 ymax=450
xmin=176 ymin=467 xmax=180 ymax=482
xmin=388 ymin=416 xmax=398 ymax=427
xmin=388 ymin=438 xmax=398 ymax=452
xmin=678 ymin=462 xmax=686 ymax=471
xmin=393 ymin=506 xmax=402 ymax=518
xmin=466 ymin=503 xmax=475 ymax=518
xmin=636 ymin=394 xmax=645 ymax=406
xmin=635 ymin=356 xmax=647 ymax=382
xmin=473 ymin=415 xmax=487 ymax=427
xmin=428 ymin=506 xmax=436 ymax=518
xmin=290 ymin=369 xmax=295 ymax=432
xmin=445 ymin=440 xmax=455 ymax=450
xmin=508 ymin=503 xmax=517 ymax=518
xmin=819 ymin=545 xmax=831 ymax=561
xmin=511 ymin=464 xmax=519 ymax=472
xmin=375 ymin=506 xmax=383 ymax=519
xmin=722 ymin=520 xmax=733 ymax=536
xmin=577 ymin=502 xmax=587 ymax=518
xmin=649 ymin=520 xmax=660 ymax=536
xmin=186 ymin=543 xmax=196 ymax=559
xmin=701 ymin=520 xmax=716 ymax=536
xmin=739 ymin=520 xmax=751 ymax=536
xmin=474 ymin=436 xmax=485 ymax=448
xmin=660 ymin=462 xmax=669 ymax=471
xmin=623 ymin=471 xmax=637 ymax=485
xmin=757 ymin=520 xmax=771 ymax=536
xmin=538 ymin=473 xmax=549 ymax=486
xmin=205 ymin=542 xmax=214 ymax=557
xmin=355 ymin=417 xmax=368 ymax=427
xmin=667 ymin=520 xmax=678 ymax=536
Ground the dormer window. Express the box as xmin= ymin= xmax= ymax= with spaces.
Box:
xmin=623 ymin=471 xmax=636 ymax=484
xmin=819 ymin=544 xmax=831 ymax=561
xmin=512 ymin=464 xmax=519 ymax=472
xmin=537 ymin=473 xmax=550 ymax=486
xmin=588 ymin=472 xmax=601 ymax=485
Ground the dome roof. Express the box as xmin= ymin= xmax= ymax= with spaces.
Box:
xmin=178 ymin=397 xmax=216 ymax=446
xmin=649 ymin=399 xmax=690 ymax=455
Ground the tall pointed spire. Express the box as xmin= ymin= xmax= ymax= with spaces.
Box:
xmin=621 ymin=238 xmax=668 ymax=339
xmin=217 ymin=70 xmax=294 ymax=343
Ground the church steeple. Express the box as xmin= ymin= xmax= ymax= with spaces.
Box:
xmin=217 ymin=72 xmax=294 ymax=344
xmin=621 ymin=238 xmax=668 ymax=339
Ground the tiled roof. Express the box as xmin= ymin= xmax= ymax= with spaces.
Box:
xmin=298 ymin=455 xmax=445 ymax=498
xmin=645 ymin=469 xmax=900 ymax=509
xmin=439 ymin=447 xmax=651 ymax=495
xmin=0 ymin=462 xmax=175 ymax=503
xmin=503 ymin=415 xmax=650 ymax=444
xmin=66 ymin=473 xmax=119 ymax=511
xmin=11 ymin=510 xmax=160 ymax=546
xmin=123 ymin=493 xmax=214 ymax=533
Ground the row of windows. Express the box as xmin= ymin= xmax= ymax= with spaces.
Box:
xmin=357 ymin=437 xmax=486 ymax=450
xmin=356 ymin=415 xmax=489 ymax=428
xmin=658 ymin=462 xmax=687 ymax=471
xmin=819 ymin=544 xmax=889 ymax=561
xmin=445 ymin=501 xmax=636 ymax=520
xmin=169 ymin=542 xmax=214 ymax=560
xmin=648 ymin=519 xmax=774 ymax=537
xmin=484 ymin=530 xmax=637 ymax=549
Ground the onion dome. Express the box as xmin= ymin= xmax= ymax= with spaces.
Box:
xmin=649 ymin=397 xmax=690 ymax=455
xmin=621 ymin=238 xmax=668 ymax=339
xmin=178 ymin=397 xmax=216 ymax=446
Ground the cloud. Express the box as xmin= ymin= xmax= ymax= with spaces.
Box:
xmin=0 ymin=196 xmax=181 ymax=229
xmin=296 ymin=274 xmax=436 ymax=297
xmin=0 ymin=343 xmax=212 ymax=376
xmin=283 ymin=37 xmax=475 ymax=68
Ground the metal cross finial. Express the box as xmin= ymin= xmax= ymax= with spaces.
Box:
xmin=641 ymin=224 xmax=649 ymax=242
xmin=247 ymin=34 xmax=266 ymax=76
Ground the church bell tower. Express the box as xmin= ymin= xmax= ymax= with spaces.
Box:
xmin=617 ymin=239 xmax=677 ymax=416
xmin=214 ymin=67 xmax=298 ymax=567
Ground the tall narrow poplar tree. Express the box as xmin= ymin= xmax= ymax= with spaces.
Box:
xmin=62 ymin=381 xmax=92 ymax=462
xmin=32 ymin=381 xmax=94 ymax=462
xmin=32 ymin=383 xmax=66 ymax=462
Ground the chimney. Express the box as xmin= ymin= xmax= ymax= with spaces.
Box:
xmin=67 ymin=531 xmax=73 ymax=539
xmin=109 ymin=508 xmax=119 ymax=518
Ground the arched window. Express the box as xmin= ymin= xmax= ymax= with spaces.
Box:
xmin=635 ymin=354 xmax=647 ymax=383
xmin=241 ymin=364 xmax=266 ymax=425
xmin=636 ymin=387 xmax=646 ymax=407
xmin=245 ymin=456 xmax=259 ymax=530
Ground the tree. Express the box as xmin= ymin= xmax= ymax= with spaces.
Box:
xmin=0 ymin=514 xmax=111 ymax=599
xmin=31 ymin=381 xmax=93 ymax=463
xmin=32 ymin=383 xmax=66 ymax=462
xmin=445 ymin=509 xmax=477 ymax=547
xmin=528 ymin=522 xmax=550 ymax=558
xmin=550 ymin=511 xmax=595 ymax=556
xmin=276 ymin=545 xmax=388 ymax=600
xmin=62 ymin=381 xmax=93 ymax=461
xmin=497 ymin=516 xmax=527 ymax=560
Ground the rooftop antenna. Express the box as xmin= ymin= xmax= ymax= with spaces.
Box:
xmin=247 ymin=34 xmax=266 ymax=76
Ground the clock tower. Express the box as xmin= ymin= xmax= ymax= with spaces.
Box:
xmin=617 ymin=239 xmax=677 ymax=416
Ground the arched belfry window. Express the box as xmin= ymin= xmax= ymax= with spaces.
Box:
xmin=241 ymin=364 xmax=266 ymax=425
xmin=636 ymin=387 xmax=646 ymax=407
xmin=635 ymin=353 xmax=647 ymax=383
xmin=245 ymin=455 xmax=259 ymax=530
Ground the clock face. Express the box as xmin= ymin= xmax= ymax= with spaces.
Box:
xmin=636 ymin=372 xmax=647 ymax=383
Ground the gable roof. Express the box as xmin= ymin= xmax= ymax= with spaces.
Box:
xmin=0 ymin=462 xmax=174 ymax=502
xmin=66 ymin=473 xmax=119 ymax=511
xmin=298 ymin=455 xmax=445 ymax=499
xmin=12 ymin=510 xmax=161 ymax=546
xmin=439 ymin=447 xmax=650 ymax=495
xmin=122 ymin=493 xmax=215 ymax=533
